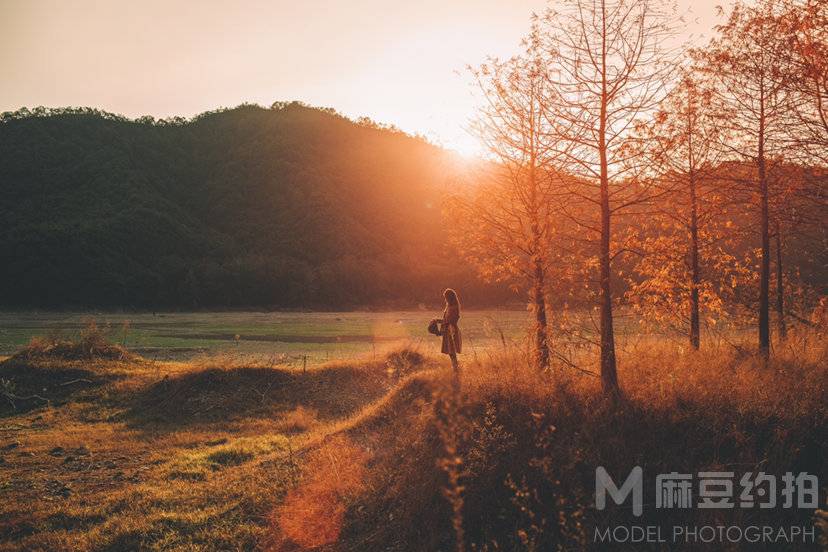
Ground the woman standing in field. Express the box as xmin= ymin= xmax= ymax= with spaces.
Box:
xmin=440 ymin=288 xmax=462 ymax=377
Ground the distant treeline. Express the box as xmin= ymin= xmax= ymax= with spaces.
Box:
xmin=0 ymin=103 xmax=510 ymax=308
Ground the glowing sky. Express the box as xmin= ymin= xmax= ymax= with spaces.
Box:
xmin=1 ymin=0 xmax=726 ymax=155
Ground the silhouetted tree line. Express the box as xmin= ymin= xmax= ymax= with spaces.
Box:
xmin=0 ymin=103 xmax=509 ymax=308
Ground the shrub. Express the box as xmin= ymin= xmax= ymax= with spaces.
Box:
xmin=15 ymin=320 xmax=131 ymax=361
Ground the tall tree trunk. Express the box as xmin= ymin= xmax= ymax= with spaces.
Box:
xmin=689 ymin=170 xmax=701 ymax=350
xmin=599 ymin=169 xmax=617 ymax=392
xmin=531 ymin=253 xmax=550 ymax=370
xmin=527 ymin=97 xmax=550 ymax=372
xmin=598 ymin=4 xmax=618 ymax=393
xmin=775 ymin=220 xmax=786 ymax=340
xmin=757 ymin=93 xmax=771 ymax=358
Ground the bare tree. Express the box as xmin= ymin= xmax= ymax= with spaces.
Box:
xmin=773 ymin=0 xmax=828 ymax=336
xmin=766 ymin=161 xmax=828 ymax=339
xmin=452 ymin=29 xmax=563 ymax=370
xmin=695 ymin=0 xmax=790 ymax=358
xmin=540 ymin=0 xmax=678 ymax=392
xmin=776 ymin=0 xmax=828 ymax=163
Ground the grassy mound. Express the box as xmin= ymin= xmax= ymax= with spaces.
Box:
xmin=271 ymin=333 xmax=828 ymax=551
xmin=0 ymin=359 xmax=116 ymax=417
xmin=0 ymin=348 xmax=432 ymax=551
xmin=1 ymin=321 xmax=135 ymax=416
xmin=125 ymin=349 xmax=430 ymax=430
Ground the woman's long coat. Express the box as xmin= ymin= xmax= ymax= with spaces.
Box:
xmin=441 ymin=304 xmax=462 ymax=354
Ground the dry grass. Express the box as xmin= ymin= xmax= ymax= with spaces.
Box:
xmin=0 ymin=346 xmax=431 ymax=551
xmin=458 ymin=328 xmax=828 ymax=427
xmin=14 ymin=321 xmax=132 ymax=362
xmin=268 ymin=435 xmax=371 ymax=550
xmin=0 ymin=329 xmax=825 ymax=551
xmin=277 ymin=407 xmax=319 ymax=434
xmin=291 ymin=329 xmax=828 ymax=551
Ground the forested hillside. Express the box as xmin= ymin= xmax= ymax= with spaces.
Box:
xmin=0 ymin=103 xmax=504 ymax=308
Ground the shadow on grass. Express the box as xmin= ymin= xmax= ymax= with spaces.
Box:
xmin=0 ymin=358 xmax=116 ymax=417
xmin=335 ymin=368 xmax=828 ymax=552
xmin=122 ymin=363 xmax=393 ymax=432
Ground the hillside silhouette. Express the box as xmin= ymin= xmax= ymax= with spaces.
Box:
xmin=0 ymin=103 xmax=503 ymax=308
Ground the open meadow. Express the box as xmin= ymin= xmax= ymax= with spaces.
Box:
xmin=0 ymin=311 xmax=533 ymax=364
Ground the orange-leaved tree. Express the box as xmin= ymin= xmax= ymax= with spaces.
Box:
xmin=695 ymin=0 xmax=791 ymax=358
xmin=540 ymin=0 xmax=680 ymax=392
xmin=451 ymin=28 xmax=565 ymax=371
xmin=625 ymin=73 xmax=747 ymax=348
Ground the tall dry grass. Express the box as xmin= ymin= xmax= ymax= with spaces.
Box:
xmin=314 ymin=329 xmax=828 ymax=551
xmin=268 ymin=435 xmax=371 ymax=549
xmin=462 ymin=328 xmax=827 ymax=414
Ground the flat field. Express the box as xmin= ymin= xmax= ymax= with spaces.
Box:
xmin=0 ymin=310 xmax=533 ymax=364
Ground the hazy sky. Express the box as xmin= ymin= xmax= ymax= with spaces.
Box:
xmin=1 ymin=0 xmax=727 ymax=155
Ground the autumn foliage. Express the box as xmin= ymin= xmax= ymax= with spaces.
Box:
xmin=452 ymin=0 xmax=827 ymax=392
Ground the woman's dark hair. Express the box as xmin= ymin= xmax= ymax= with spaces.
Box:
xmin=443 ymin=288 xmax=460 ymax=308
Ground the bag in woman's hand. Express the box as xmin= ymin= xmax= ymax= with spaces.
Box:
xmin=427 ymin=319 xmax=442 ymax=336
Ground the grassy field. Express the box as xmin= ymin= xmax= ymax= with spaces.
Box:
xmin=0 ymin=322 xmax=825 ymax=551
xmin=0 ymin=311 xmax=533 ymax=364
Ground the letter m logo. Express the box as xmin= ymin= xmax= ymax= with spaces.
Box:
xmin=595 ymin=466 xmax=643 ymax=516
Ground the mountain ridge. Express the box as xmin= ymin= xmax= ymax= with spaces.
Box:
xmin=0 ymin=102 xmax=502 ymax=308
